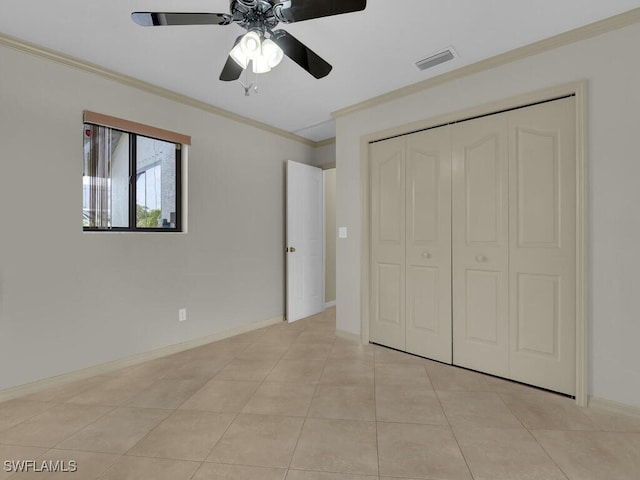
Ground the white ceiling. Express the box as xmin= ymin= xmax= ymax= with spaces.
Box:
xmin=2 ymin=1 xmax=639 ymax=141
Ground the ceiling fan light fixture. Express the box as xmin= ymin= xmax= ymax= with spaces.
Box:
xmin=240 ymin=30 xmax=262 ymax=60
xmin=262 ymin=38 xmax=284 ymax=68
xmin=252 ymin=56 xmax=272 ymax=74
xmin=230 ymin=32 xmax=284 ymax=74
xmin=230 ymin=41 xmax=249 ymax=69
xmin=134 ymin=0 xmax=369 ymax=84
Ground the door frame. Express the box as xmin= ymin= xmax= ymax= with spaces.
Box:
xmin=359 ymin=80 xmax=588 ymax=406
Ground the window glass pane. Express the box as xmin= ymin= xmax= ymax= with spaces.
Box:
xmin=136 ymin=136 xmax=177 ymax=229
xmin=83 ymin=120 xmax=182 ymax=232
xmin=82 ymin=124 xmax=129 ymax=228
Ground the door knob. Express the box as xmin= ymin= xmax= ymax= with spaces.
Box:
xmin=289 ymin=247 xmax=296 ymax=253
xmin=476 ymin=255 xmax=487 ymax=263
xmin=421 ymin=252 xmax=432 ymax=259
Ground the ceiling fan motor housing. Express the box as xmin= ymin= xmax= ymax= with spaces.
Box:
xmin=231 ymin=0 xmax=282 ymax=31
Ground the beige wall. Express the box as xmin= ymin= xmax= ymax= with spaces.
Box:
xmin=0 ymin=42 xmax=314 ymax=390
xmin=324 ymin=169 xmax=336 ymax=304
xmin=314 ymin=141 xmax=336 ymax=168
xmin=336 ymin=22 xmax=640 ymax=408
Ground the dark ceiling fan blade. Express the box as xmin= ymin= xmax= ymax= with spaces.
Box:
xmin=219 ymin=35 xmax=245 ymax=82
xmin=274 ymin=0 xmax=366 ymax=23
xmin=132 ymin=12 xmax=232 ymax=27
xmin=271 ymin=30 xmax=332 ymax=79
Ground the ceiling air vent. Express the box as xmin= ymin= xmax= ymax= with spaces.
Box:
xmin=415 ymin=48 xmax=456 ymax=71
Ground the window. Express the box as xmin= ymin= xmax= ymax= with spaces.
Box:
xmin=82 ymin=112 xmax=190 ymax=232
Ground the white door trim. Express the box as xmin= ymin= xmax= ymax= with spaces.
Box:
xmin=359 ymin=80 xmax=588 ymax=406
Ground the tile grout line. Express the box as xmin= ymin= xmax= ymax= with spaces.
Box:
xmin=117 ymin=324 xmax=286 ymax=478
xmin=193 ymin=317 xmax=318 ymax=478
xmin=284 ymin=330 xmax=335 ymax=478
xmin=426 ymin=362 xmax=477 ymax=480
xmin=490 ymin=388 xmax=574 ymax=478
xmin=232 ymin=320 xmax=307 ymax=480
xmin=47 ymin=403 xmax=120 ymax=451
xmin=0 ymin=400 xmax=60 ymax=435
xmin=192 ymin=326 xmax=294 ymax=476
xmin=92 ymin=329 xmax=274 ymax=479
xmin=527 ymin=431 xmax=571 ymax=480
xmin=373 ymin=346 xmax=381 ymax=479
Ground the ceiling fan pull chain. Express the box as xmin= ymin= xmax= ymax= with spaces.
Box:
xmin=238 ymin=66 xmax=253 ymax=96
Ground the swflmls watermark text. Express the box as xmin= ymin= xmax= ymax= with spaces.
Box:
xmin=4 ymin=460 xmax=78 ymax=473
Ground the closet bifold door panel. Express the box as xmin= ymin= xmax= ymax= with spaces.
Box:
xmin=369 ymin=125 xmax=453 ymax=362
xmin=369 ymin=137 xmax=406 ymax=350
xmin=507 ymin=97 xmax=576 ymax=395
xmin=405 ymin=127 xmax=452 ymax=363
xmin=368 ymin=95 xmax=577 ymax=395
xmin=452 ymin=114 xmax=510 ymax=378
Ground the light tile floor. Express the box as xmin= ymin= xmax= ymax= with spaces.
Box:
xmin=1 ymin=307 xmax=640 ymax=479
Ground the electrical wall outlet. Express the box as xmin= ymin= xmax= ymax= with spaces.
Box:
xmin=178 ymin=308 xmax=187 ymax=322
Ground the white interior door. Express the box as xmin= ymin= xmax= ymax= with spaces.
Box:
xmin=405 ymin=127 xmax=453 ymax=363
xmin=369 ymin=137 xmax=406 ymax=350
xmin=287 ymin=160 xmax=324 ymax=323
xmin=508 ymin=97 xmax=576 ymax=395
xmin=452 ymin=114 xmax=510 ymax=377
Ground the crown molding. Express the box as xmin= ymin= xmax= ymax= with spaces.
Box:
xmin=0 ymin=32 xmax=317 ymax=147
xmin=333 ymin=7 xmax=640 ymax=118
xmin=315 ymin=137 xmax=336 ymax=147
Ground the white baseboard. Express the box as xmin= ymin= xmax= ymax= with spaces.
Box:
xmin=0 ymin=315 xmax=283 ymax=403
xmin=588 ymin=396 xmax=640 ymax=419
xmin=325 ymin=301 xmax=336 ymax=309
xmin=335 ymin=329 xmax=361 ymax=344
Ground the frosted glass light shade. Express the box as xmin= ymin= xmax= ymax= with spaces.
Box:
xmin=229 ymin=42 xmax=249 ymax=69
xmin=240 ymin=31 xmax=262 ymax=60
xmin=262 ymin=39 xmax=284 ymax=68
xmin=252 ymin=56 xmax=271 ymax=74
xmin=229 ymin=32 xmax=285 ymax=74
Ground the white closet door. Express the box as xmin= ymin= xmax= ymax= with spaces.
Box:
xmin=369 ymin=137 xmax=406 ymax=350
xmin=405 ymin=127 xmax=453 ymax=363
xmin=507 ymin=97 xmax=576 ymax=395
xmin=452 ymin=114 xmax=510 ymax=377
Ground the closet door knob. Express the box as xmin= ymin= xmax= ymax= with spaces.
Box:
xmin=422 ymin=252 xmax=432 ymax=259
xmin=476 ymin=255 xmax=487 ymax=263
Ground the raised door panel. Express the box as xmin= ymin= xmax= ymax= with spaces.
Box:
xmin=305 ymin=171 xmax=324 ymax=311
xmin=452 ymin=115 xmax=509 ymax=377
xmin=407 ymin=265 xmax=439 ymax=333
xmin=377 ymin=263 xmax=402 ymax=326
xmin=410 ymin=149 xmax=439 ymax=243
xmin=516 ymin=128 xmax=560 ymax=247
xmin=369 ymin=138 xmax=406 ymax=350
xmin=465 ymin=270 xmax=501 ymax=346
xmin=379 ymin=155 xmax=403 ymax=243
xmin=465 ymin=135 xmax=502 ymax=246
xmin=508 ymin=97 xmax=576 ymax=395
xmin=516 ymin=273 xmax=560 ymax=357
xmin=405 ymin=127 xmax=452 ymax=363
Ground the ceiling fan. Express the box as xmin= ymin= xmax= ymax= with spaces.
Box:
xmin=132 ymin=0 xmax=367 ymax=82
